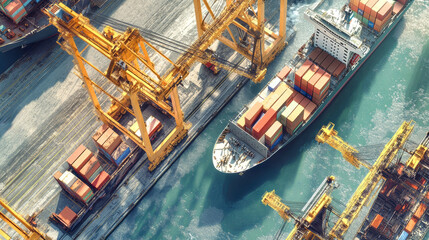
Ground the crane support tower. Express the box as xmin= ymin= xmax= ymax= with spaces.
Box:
xmin=406 ymin=132 xmax=429 ymax=170
xmin=44 ymin=3 xmax=191 ymax=171
xmin=323 ymin=120 xmax=415 ymax=239
xmin=0 ymin=199 xmax=48 ymax=240
xmin=316 ymin=122 xmax=368 ymax=169
xmin=262 ymin=176 xmax=336 ymax=240
xmin=193 ymin=0 xmax=288 ymax=81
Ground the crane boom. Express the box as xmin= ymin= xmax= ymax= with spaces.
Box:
xmin=326 ymin=120 xmax=415 ymax=239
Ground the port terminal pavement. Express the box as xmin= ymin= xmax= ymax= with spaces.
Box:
xmin=0 ymin=0 xmax=275 ymax=238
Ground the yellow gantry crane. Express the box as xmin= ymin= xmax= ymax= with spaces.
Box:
xmin=0 ymin=199 xmax=48 ymax=240
xmin=262 ymin=176 xmax=336 ymax=240
xmin=405 ymin=132 xmax=429 ymax=170
xmin=263 ymin=121 xmax=415 ymax=240
xmin=43 ymin=0 xmax=288 ymax=171
xmin=317 ymin=121 xmax=415 ymax=239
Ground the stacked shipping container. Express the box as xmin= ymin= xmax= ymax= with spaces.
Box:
xmin=0 ymin=0 xmax=33 ymax=24
xmin=349 ymin=0 xmax=396 ymax=32
xmin=54 ymin=171 xmax=94 ymax=205
xmin=93 ymin=124 xmax=130 ymax=166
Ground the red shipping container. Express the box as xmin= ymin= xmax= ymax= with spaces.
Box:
xmin=377 ymin=1 xmax=392 ymax=20
xmin=393 ymin=2 xmax=404 ymax=15
xmin=397 ymin=0 xmax=407 ymax=4
xmin=314 ymin=51 xmax=328 ymax=66
xmin=102 ymin=131 xmax=122 ymax=155
xmin=359 ymin=0 xmax=369 ymax=11
xmin=245 ymin=102 xmax=263 ymax=128
xmin=71 ymin=149 xmax=93 ymax=172
xmin=295 ymin=60 xmax=313 ymax=88
xmin=66 ymin=145 xmax=86 ymax=166
xmin=252 ymin=108 xmax=277 ymax=140
xmin=277 ymin=65 xmax=291 ymax=80
xmin=288 ymin=90 xmax=298 ymax=106
xmin=76 ymin=184 xmax=93 ymax=204
xmin=300 ymin=97 xmax=310 ymax=108
xmin=91 ymin=171 xmax=111 ymax=190
xmin=146 ymin=116 xmax=162 ymax=138
xmin=303 ymin=101 xmax=317 ymax=121
xmin=333 ymin=63 xmax=346 ymax=78
xmin=308 ymin=48 xmax=322 ymax=61
xmin=327 ymin=59 xmax=340 ymax=75
xmin=4 ymin=0 xmax=22 ymax=16
xmin=57 ymin=206 xmax=77 ymax=228
xmin=307 ymin=68 xmax=324 ymax=96
xmin=349 ymin=2 xmax=358 ymax=13
xmin=321 ymin=55 xmax=334 ymax=70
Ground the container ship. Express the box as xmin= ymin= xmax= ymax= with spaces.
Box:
xmin=0 ymin=0 xmax=91 ymax=68
xmin=212 ymin=0 xmax=413 ymax=174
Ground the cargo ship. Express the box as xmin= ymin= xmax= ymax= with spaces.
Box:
xmin=212 ymin=0 xmax=414 ymax=174
xmin=0 ymin=0 xmax=90 ymax=71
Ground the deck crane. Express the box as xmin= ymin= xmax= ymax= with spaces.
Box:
xmin=262 ymin=176 xmax=336 ymax=240
xmin=263 ymin=121 xmax=415 ymax=239
xmin=43 ymin=0 xmax=288 ymax=171
xmin=0 ymin=199 xmax=49 ymax=240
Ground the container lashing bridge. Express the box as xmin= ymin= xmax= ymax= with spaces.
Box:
xmin=43 ymin=0 xmax=288 ymax=171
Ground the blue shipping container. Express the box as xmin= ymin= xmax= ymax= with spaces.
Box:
xmin=368 ymin=21 xmax=374 ymax=28
xmin=306 ymin=92 xmax=312 ymax=100
xmin=299 ymin=89 xmax=306 ymax=95
xmin=294 ymin=85 xmax=301 ymax=92
xmin=358 ymin=9 xmax=364 ymax=15
xmin=115 ymin=147 xmax=131 ymax=166
xmin=270 ymin=134 xmax=283 ymax=151
xmin=398 ymin=231 xmax=408 ymax=240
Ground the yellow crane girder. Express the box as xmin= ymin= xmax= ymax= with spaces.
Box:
xmin=325 ymin=120 xmax=415 ymax=239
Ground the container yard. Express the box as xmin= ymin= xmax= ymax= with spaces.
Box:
xmin=0 ymin=0 xmax=428 ymax=239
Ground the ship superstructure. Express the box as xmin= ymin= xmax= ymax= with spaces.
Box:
xmin=213 ymin=0 xmax=414 ymax=174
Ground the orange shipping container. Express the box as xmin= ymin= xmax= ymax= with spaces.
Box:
xmin=350 ymin=0 xmax=360 ymax=6
xmin=372 ymin=0 xmax=386 ymax=19
xmin=71 ymin=149 xmax=93 ymax=172
xmin=377 ymin=1 xmax=392 ymax=20
xmin=102 ymin=131 xmax=122 ymax=155
xmin=57 ymin=207 xmax=77 ymax=228
xmin=66 ymin=145 xmax=86 ymax=166
xmin=313 ymin=89 xmax=329 ymax=106
xmin=252 ymin=108 xmax=277 ymax=140
xmin=80 ymin=157 xmax=101 ymax=181
xmin=314 ymin=51 xmax=328 ymax=66
xmin=371 ymin=214 xmax=383 ymax=229
xmin=414 ymin=203 xmax=427 ymax=219
xmin=405 ymin=216 xmax=418 ymax=233
xmin=91 ymin=171 xmax=111 ymax=190
xmin=359 ymin=0 xmax=369 ymax=13
xmin=237 ymin=115 xmax=245 ymax=129
xmin=97 ymin=128 xmax=114 ymax=148
xmin=277 ymin=65 xmax=291 ymax=80
xmin=308 ymin=48 xmax=322 ymax=61
xmin=271 ymin=88 xmax=294 ymax=113
xmin=295 ymin=60 xmax=313 ymax=88
xmin=300 ymin=97 xmax=310 ymax=108
xmin=244 ymin=102 xmax=263 ymax=128
xmin=393 ymin=1 xmax=404 ymax=15
xmin=292 ymin=93 xmax=305 ymax=104
xmin=263 ymin=82 xmax=288 ymax=111
xmin=303 ymin=101 xmax=317 ymax=121
xmin=302 ymin=64 xmax=320 ymax=93
xmin=286 ymin=105 xmax=304 ymax=134
xmin=365 ymin=0 xmax=379 ymax=17
xmin=313 ymin=72 xmax=331 ymax=96
xmin=307 ymin=69 xmax=325 ymax=96
xmin=92 ymin=124 xmax=110 ymax=143
xmin=265 ymin=121 xmax=283 ymax=143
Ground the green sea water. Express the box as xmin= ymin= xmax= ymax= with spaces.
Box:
xmin=109 ymin=0 xmax=429 ymax=239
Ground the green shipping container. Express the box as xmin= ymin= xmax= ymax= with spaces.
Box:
xmin=362 ymin=17 xmax=369 ymax=25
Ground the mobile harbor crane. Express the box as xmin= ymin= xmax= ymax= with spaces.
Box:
xmin=43 ymin=0 xmax=288 ymax=171
xmin=262 ymin=120 xmax=415 ymax=239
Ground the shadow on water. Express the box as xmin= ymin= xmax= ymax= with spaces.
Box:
xmin=405 ymin=40 xmax=429 ymax=101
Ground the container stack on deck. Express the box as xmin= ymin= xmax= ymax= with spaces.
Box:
xmin=235 ymin=65 xmax=317 ymax=150
xmin=54 ymin=171 xmax=95 ymax=205
xmin=0 ymin=0 xmax=32 ymax=24
xmin=348 ymin=0 xmax=403 ymax=32
xmin=93 ymin=124 xmax=130 ymax=166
